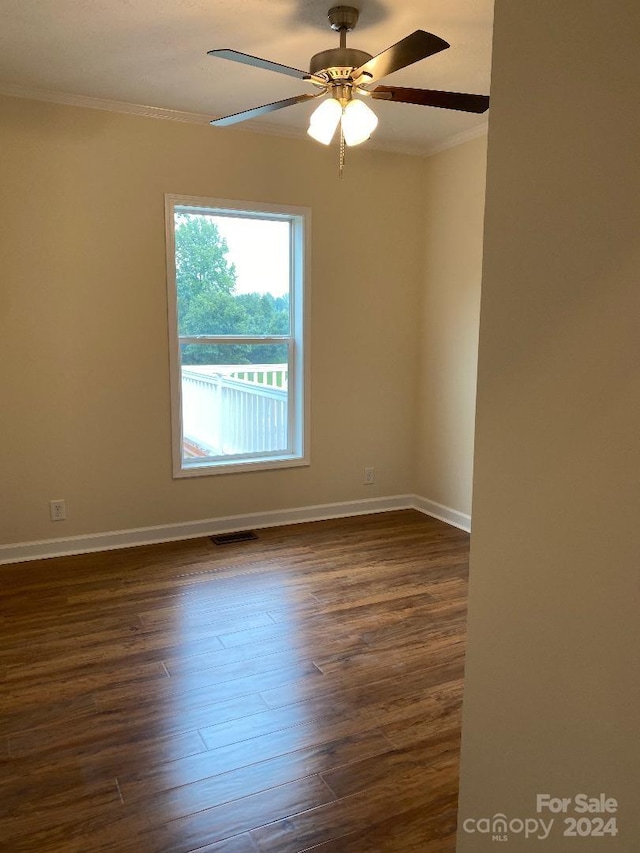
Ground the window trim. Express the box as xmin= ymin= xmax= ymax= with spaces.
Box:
xmin=165 ymin=194 xmax=311 ymax=477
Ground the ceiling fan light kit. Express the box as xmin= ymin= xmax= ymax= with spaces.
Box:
xmin=207 ymin=5 xmax=489 ymax=175
xmin=307 ymin=87 xmax=378 ymax=147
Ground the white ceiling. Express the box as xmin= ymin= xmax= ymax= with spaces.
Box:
xmin=0 ymin=0 xmax=494 ymax=156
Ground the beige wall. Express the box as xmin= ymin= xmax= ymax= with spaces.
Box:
xmin=0 ymin=95 xmax=425 ymax=545
xmin=418 ymin=135 xmax=487 ymax=517
xmin=458 ymin=1 xmax=640 ymax=849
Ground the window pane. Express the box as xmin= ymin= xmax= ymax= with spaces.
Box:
xmin=180 ymin=344 xmax=289 ymax=461
xmin=175 ymin=212 xmax=291 ymax=337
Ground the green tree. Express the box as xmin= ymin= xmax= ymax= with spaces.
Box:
xmin=175 ymin=214 xmax=289 ymax=366
xmin=175 ymin=214 xmax=236 ymax=327
xmin=234 ymin=292 xmax=290 ymax=362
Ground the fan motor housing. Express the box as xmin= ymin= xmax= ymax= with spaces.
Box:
xmin=310 ymin=47 xmax=372 ymax=79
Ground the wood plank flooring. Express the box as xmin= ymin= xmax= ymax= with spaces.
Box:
xmin=0 ymin=510 xmax=469 ymax=852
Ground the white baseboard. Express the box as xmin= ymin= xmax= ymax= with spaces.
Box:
xmin=0 ymin=494 xmax=470 ymax=565
xmin=411 ymin=496 xmax=471 ymax=533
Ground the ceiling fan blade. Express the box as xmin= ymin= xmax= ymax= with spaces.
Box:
xmin=208 ymin=49 xmax=311 ymax=80
xmin=371 ymin=85 xmax=490 ymax=113
xmin=210 ymin=93 xmax=324 ymax=127
xmin=352 ymin=31 xmax=449 ymax=85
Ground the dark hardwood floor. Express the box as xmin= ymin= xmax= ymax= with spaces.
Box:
xmin=0 ymin=510 xmax=469 ymax=852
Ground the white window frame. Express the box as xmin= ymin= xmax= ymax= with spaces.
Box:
xmin=165 ymin=194 xmax=310 ymax=477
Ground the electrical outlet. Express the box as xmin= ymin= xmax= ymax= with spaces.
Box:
xmin=50 ymin=499 xmax=66 ymax=521
xmin=364 ymin=467 xmax=375 ymax=485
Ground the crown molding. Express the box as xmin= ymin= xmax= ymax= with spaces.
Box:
xmin=0 ymin=80 xmax=487 ymax=159
xmin=423 ymin=121 xmax=489 ymax=157
xmin=0 ymin=81 xmax=213 ymax=125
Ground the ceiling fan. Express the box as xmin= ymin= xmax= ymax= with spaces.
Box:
xmin=207 ymin=5 xmax=489 ymax=172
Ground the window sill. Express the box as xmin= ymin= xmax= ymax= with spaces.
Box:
xmin=173 ymin=453 xmax=310 ymax=478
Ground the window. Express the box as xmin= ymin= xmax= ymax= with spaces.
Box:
xmin=165 ymin=195 xmax=310 ymax=476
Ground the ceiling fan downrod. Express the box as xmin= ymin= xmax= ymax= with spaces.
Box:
xmin=329 ymin=5 xmax=359 ymax=41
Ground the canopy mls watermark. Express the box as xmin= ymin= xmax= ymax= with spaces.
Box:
xmin=461 ymin=792 xmax=619 ymax=842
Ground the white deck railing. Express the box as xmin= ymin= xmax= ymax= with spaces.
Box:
xmin=181 ymin=365 xmax=288 ymax=457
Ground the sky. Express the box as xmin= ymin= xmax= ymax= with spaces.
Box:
xmin=211 ymin=215 xmax=290 ymax=297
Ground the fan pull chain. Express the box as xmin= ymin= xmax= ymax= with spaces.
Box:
xmin=339 ymin=121 xmax=345 ymax=179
